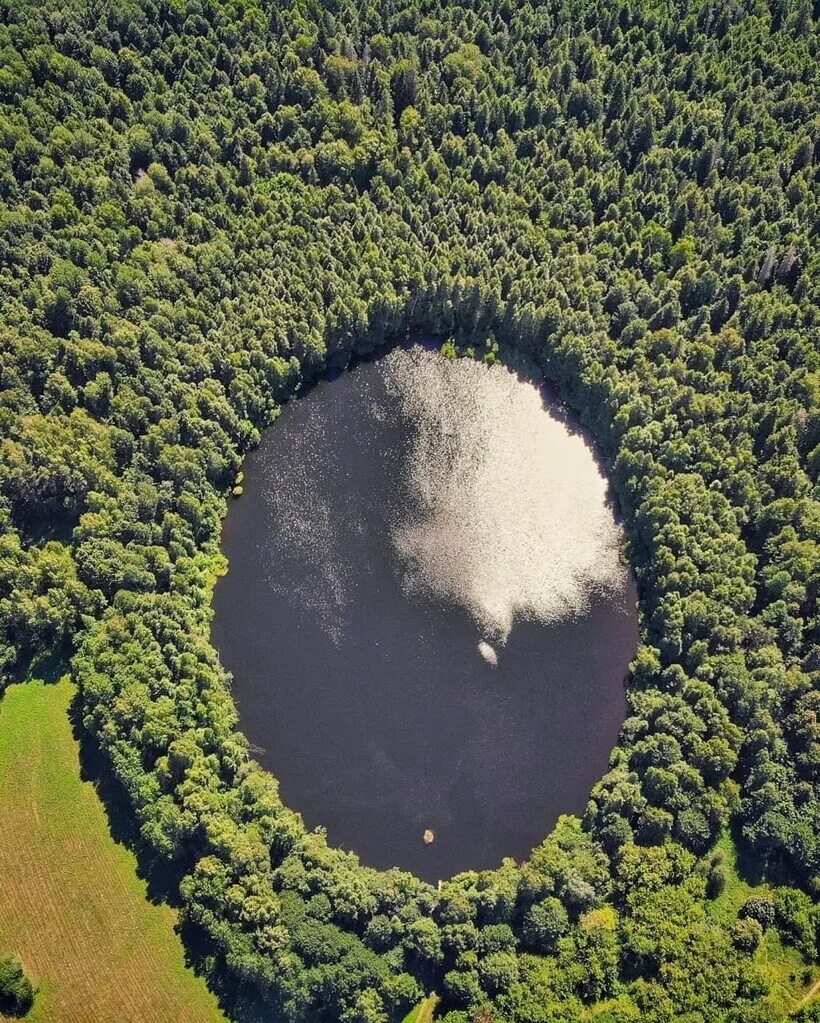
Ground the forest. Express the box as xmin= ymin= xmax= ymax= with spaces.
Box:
xmin=0 ymin=0 xmax=817 ymax=1020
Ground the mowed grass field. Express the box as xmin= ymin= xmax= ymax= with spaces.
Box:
xmin=0 ymin=677 xmax=227 ymax=1023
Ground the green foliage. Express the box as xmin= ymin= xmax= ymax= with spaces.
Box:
xmin=0 ymin=958 xmax=34 ymax=1016
xmin=0 ymin=0 xmax=817 ymax=1020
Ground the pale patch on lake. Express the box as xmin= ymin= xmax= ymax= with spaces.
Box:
xmin=386 ymin=348 xmax=627 ymax=647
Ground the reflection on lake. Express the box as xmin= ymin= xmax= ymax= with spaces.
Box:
xmin=212 ymin=345 xmax=638 ymax=881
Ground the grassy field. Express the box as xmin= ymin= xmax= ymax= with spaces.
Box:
xmin=0 ymin=677 xmax=227 ymax=1023
xmin=402 ymin=995 xmax=440 ymax=1023
xmin=707 ymin=833 xmax=820 ymax=1018
xmin=0 ymin=679 xmax=815 ymax=1023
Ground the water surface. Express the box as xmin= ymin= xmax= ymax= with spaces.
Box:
xmin=212 ymin=345 xmax=638 ymax=881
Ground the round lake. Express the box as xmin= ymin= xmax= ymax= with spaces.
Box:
xmin=212 ymin=344 xmax=638 ymax=882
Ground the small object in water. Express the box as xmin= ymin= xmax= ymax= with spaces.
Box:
xmin=478 ymin=640 xmax=498 ymax=667
xmin=423 ymin=829 xmax=435 ymax=845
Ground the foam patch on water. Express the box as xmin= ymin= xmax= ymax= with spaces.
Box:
xmin=478 ymin=641 xmax=499 ymax=667
xmin=384 ymin=348 xmax=627 ymax=642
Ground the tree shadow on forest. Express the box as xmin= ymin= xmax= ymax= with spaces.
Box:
xmin=732 ymin=834 xmax=769 ymax=887
xmin=11 ymin=647 xmax=71 ymax=686
xmin=67 ymin=691 xmax=292 ymax=1023
xmin=728 ymin=821 xmax=793 ymax=889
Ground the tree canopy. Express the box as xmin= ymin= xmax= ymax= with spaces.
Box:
xmin=0 ymin=0 xmax=817 ymax=1019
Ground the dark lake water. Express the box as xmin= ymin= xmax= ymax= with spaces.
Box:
xmin=212 ymin=345 xmax=638 ymax=882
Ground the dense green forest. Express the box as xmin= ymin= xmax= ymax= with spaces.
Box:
xmin=0 ymin=0 xmax=818 ymax=1019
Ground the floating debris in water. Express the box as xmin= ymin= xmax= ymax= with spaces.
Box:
xmin=423 ymin=829 xmax=435 ymax=845
xmin=478 ymin=640 xmax=498 ymax=667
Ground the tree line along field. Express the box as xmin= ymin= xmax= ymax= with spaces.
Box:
xmin=0 ymin=0 xmax=818 ymax=1020
xmin=0 ymin=674 xmax=227 ymax=1023
xmin=0 ymin=681 xmax=815 ymax=1021
xmin=0 ymin=668 xmax=815 ymax=1023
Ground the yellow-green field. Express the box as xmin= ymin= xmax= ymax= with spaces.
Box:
xmin=0 ymin=677 xmax=226 ymax=1023
xmin=402 ymin=995 xmax=440 ymax=1023
xmin=707 ymin=833 xmax=820 ymax=1018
